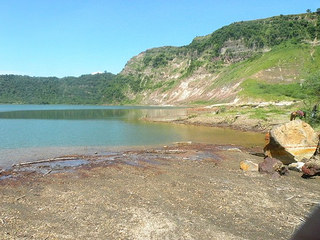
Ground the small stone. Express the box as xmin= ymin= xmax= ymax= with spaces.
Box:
xmin=302 ymin=155 xmax=320 ymax=176
xmin=288 ymin=162 xmax=305 ymax=172
xmin=259 ymin=157 xmax=289 ymax=176
xmin=240 ymin=160 xmax=258 ymax=172
xmin=228 ymin=148 xmax=242 ymax=152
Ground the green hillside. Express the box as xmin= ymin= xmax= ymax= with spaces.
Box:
xmin=0 ymin=73 xmax=125 ymax=104
xmin=120 ymin=12 xmax=320 ymax=105
xmin=1 ymin=12 xmax=319 ymax=105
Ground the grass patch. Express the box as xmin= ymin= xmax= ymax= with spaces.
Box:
xmin=209 ymin=43 xmax=313 ymax=89
xmin=240 ymin=79 xmax=308 ymax=101
xmin=203 ymin=105 xmax=290 ymax=122
xmin=303 ymin=45 xmax=320 ymax=74
xmin=248 ymin=107 xmax=287 ymax=120
xmin=190 ymin=99 xmax=218 ymax=106
xmin=161 ymin=80 xmax=178 ymax=92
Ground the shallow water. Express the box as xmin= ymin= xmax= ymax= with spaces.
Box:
xmin=0 ymin=105 xmax=264 ymax=168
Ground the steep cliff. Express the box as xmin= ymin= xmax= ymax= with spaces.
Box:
xmin=120 ymin=13 xmax=320 ymax=105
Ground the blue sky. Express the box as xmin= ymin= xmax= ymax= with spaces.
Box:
xmin=0 ymin=0 xmax=318 ymax=77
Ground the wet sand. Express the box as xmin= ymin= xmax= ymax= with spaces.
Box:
xmin=0 ymin=143 xmax=319 ymax=239
xmin=0 ymin=145 xmax=152 ymax=169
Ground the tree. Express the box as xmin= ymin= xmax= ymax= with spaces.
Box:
xmin=306 ymin=9 xmax=311 ymax=13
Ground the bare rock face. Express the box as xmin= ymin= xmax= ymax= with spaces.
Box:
xmin=264 ymin=120 xmax=318 ymax=164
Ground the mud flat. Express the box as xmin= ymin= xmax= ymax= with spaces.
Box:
xmin=0 ymin=143 xmax=319 ymax=239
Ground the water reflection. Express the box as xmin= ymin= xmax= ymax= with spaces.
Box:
xmin=0 ymin=105 xmax=264 ymax=153
xmin=0 ymin=108 xmax=188 ymax=121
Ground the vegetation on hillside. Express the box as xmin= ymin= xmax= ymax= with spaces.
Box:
xmin=0 ymin=73 xmax=132 ymax=104
xmin=183 ymin=12 xmax=319 ymax=73
xmin=1 ymin=12 xmax=320 ymax=106
xmin=120 ymin=12 xmax=320 ymax=103
xmin=304 ymin=70 xmax=320 ymax=101
xmin=189 ymin=13 xmax=318 ymax=56
xmin=240 ymin=79 xmax=307 ymax=101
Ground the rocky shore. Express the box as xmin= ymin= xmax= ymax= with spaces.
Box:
xmin=1 ymin=103 xmax=319 ymax=239
xmin=0 ymin=142 xmax=319 ymax=239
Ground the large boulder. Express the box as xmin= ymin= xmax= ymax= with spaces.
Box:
xmin=264 ymin=120 xmax=318 ymax=164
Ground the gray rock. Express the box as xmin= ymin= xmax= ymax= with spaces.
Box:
xmin=288 ymin=162 xmax=305 ymax=172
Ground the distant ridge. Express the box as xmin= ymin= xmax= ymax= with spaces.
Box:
xmin=1 ymin=12 xmax=319 ymax=105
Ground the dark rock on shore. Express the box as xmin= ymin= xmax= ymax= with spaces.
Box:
xmin=302 ymin=140 xmax=320 ymax=177
xmin=258 ymin=157 xmax=289 ymax=177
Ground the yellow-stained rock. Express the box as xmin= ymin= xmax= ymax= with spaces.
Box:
xmin=264 ymin=120 xmax=318 ymax=164
xmin=240 ymin=160 xmax=259 ymax=172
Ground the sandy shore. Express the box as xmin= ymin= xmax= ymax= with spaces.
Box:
xmin=0 ymin=142 xmax=319 ymax=239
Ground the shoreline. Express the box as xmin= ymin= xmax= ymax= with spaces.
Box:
xmin=0 ymin=145 xmax=160 ymax=170
xmin=1 ymin=105 xmax=319 ymax=239
xmin=0 ymin=122 xmax=265 ymax=169
xmin=0 ymin=142 xmax=319 ymax=239
xmin=142 ymin=104 xmax=292 ymax=133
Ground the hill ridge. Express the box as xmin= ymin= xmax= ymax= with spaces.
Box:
xmin=0 ymin=12 xmax=319 ymax=105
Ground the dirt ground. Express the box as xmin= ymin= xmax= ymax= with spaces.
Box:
xmin=0 ymin=143 xmax=319 ymax=240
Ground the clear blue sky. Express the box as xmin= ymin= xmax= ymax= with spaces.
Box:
xmin=0 ymin=0 xmax=318 ymax=77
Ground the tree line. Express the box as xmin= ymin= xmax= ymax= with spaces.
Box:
xmin=0 ymin=73 xmax=132 ymax=104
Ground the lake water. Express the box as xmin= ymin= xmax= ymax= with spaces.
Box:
xmin=0 ymin=105 xmax=264 ymax=168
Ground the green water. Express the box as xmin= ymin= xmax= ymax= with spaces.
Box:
xmin=0 ymin=105 xmax=264 ymax=167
